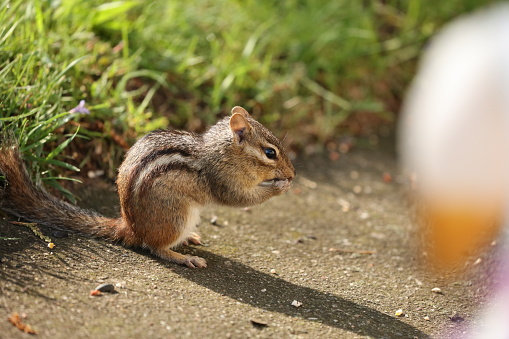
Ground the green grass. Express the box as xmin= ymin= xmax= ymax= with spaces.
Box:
xmin=0 ymin=0 xmax=495 ymax=197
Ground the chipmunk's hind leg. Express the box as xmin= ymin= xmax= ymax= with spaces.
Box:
xmin=152 ymin=247 xmax=207 ymax=268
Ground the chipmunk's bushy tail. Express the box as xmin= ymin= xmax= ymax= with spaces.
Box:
xmin=0 ymin=134 xmax=133 ymax=243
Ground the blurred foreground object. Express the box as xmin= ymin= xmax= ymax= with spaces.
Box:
xmin=399 ymin=4 xmax=509 ymax=338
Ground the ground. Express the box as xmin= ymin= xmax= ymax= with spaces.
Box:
xmin=0 ymin=140 xmax=499 ymax=338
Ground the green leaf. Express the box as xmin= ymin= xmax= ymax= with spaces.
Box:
xmin=41 ymin=176 xmax=83 ymax=184
xmin=25 ymin=155 xmax=81 ymax=172
xmin=19 ymin=134 xmax=52 ymax=152
xmin=43 ymin=159 xmax=80 ymax=172
xmin=44 ymin=179 xmax=77 ymax=204
xmin=52 ymin=56 xmax=90 ymax=85
xmin=45 ymin=127 xmax=80 ymax=161
xmin=0 ymin=109 xmax=38 ymax=121
xmin=93 ymin=1 xmax=141 ymax=26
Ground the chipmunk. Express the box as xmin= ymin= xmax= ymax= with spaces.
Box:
xmin=0 ymin=106 xmax=295 ymax=268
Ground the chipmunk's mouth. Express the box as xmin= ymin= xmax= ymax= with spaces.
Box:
xmin=259 ymin=179 xmax=277 ymax=187
xmin=258 ymin=178 xmax=291 ymax=188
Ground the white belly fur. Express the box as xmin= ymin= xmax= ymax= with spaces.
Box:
xmin=169 ymin=205 xmax=201 ymax=248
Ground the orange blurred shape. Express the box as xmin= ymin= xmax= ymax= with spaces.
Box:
xmin=423 ymin=201 xmax=502 ymax=271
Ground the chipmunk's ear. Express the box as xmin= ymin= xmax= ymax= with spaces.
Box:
xmin=230 ymin=110 xmax=251 ymax=144
xmin=231 ymin=106 xmax=250 ymax=117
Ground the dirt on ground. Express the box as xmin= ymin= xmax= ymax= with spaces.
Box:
xmin=0 ymin=139 xmax=501 ymax=338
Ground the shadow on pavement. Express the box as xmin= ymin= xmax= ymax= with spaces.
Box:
xmin=174 ymin=248 xmax=429 ymax=339
xmin=1 ymin=220 xmax=428 ymax=338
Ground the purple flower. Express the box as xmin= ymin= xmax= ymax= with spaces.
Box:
xmin=69 ymin=100 xmax=90 ymax=114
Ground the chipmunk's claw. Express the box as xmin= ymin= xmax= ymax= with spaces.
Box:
xmin=183 ymin=255 xmax=207 ymax=268
xmin=183 ymin=232 xmax=202 ymax=246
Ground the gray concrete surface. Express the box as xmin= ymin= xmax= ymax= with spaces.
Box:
xmin=0 ymin=142 xmax=496 ymax=338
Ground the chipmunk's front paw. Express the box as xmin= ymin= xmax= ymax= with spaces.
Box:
xmin=183 ymin=255 xmax=207 ymax=268
xmin=183 ymin=232 xmax=203 ymax=246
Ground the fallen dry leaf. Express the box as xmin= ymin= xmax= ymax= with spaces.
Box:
xmin=90 ymin=290 xmax=102 ymax=296
xmin=8 ymin=312 xmax=37 ymax=334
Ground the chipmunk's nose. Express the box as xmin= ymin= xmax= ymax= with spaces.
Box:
xmin=287 ymin=169 xmax=296 ymax=182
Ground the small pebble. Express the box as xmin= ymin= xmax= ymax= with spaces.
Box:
xmin=431 ymin=287 xmax=442 ymax=294
xmin=449 ymin=313 xmax=464 ymax=323
xmin=52 ymin=230 xmax=68 ymax=238
xmin=250 ymin=319 xmax=268 ymax=328
xmin=270 ymin=269 xmax=277 ymax=274
xmin=95 ymin=283 xmax=115 ymax=293
xmin=337 ymin=199 xmax=350 ymax=212
xmin=395 ymin=309 xmax=404 ymax=317
xmin=359 ymin=212 xmax=370 ymax=220
xmin=291 ymin=300 xmax=302 ymax=307
xmin=424 ymin=316 xmax=430 ymax=321
xmin=210 ymin=215 xmax=221 ymax=227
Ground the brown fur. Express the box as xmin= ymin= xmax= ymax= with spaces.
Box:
xmin=0 ymin=106 xmax=295 ymax=268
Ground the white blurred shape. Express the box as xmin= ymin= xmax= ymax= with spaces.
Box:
xmin=401 ymin=5 xmax=509 ymax=205
xmin=399 ymin=4 xmax=509 ymax=338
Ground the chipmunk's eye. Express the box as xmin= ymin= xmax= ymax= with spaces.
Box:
xmin=264 ymin=147 xmax=277 ymax=160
